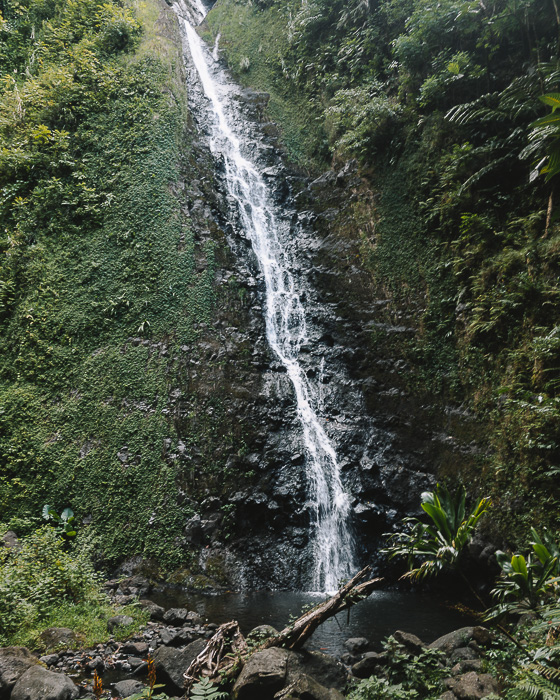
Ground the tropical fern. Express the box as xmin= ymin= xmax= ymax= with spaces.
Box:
xmin=511 ymin=672 xmax=560 ymax=700
xmin=189 ymin=677 xmax=229 ymax=700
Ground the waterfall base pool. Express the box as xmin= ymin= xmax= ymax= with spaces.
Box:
xmin=149 ymin=589 xmax=472 ymax=657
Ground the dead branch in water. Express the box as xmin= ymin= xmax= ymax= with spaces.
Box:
xmin=262 ymin=566 xmax=384 ymax=650
xmin=182 ymin=567 xmax=384 ymax=692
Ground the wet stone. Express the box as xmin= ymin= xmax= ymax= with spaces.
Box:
xmin=344 ymin=638 xmax=369 ymax=654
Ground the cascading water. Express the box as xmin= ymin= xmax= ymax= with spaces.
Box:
xmin=174 ymin=0 xmax=356 ymax=591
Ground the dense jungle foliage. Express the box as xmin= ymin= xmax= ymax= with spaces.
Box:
xmin=0 ymin=0 xmax=241 ymax=570
xmin=204 ymin=0 xmax=560 ymax=543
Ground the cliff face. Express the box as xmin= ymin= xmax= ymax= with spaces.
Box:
xmin=2 ymin=0 xmax=559 ymax=588
xmin=199 ymin=0 xmax=560 ymax=550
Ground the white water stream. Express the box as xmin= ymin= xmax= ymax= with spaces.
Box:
xmin=174 ymin=0 xmax=356 ymax=591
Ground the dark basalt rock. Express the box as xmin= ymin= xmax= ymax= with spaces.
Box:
xmin=0 ymin=647 xmax=41 ymax=699
xmin=138 ymin=600 xmax=165 ymax=621
xmin=275 ymin=674 xmax=345 ymax=700
xmin=351 ymin=652 xmax=387 ymax=679
xmin=429 ymin=627 xmax=493 ymax=655
xmin=107 ymin=616 xmax=134 ymax=633
xmin=443 ymin=671 xmax=499 ymax=699
xmin=232 ymin=647 xmax=289 ymax=699
xmin=393 ymin=630 xmax=426 ymax=656
xmin=38 ymin=629 xmax=82 ymax=652
xmin=112 ymin=679 xmax=146 ymax=698
xmin=162 ymin=608 xmax=189 ymax=626
xmin=10 ymin=666 xmax=78 ymax=700
xmin=152 ymin=639 xmax=207 ymax=695
xmin=343 ymin=638 xmax=369 ymax=654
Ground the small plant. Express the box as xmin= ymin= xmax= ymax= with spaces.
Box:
xmin=190 ymin=677 xmax=229 ymax=699
xmin=42 ymin=506 xmax=77 ymax=539
xmin=486 ymin=529 xmax=560 ymax=620
xmin=127 ymin=656 xmax=170 ymax=699
xmin=383 ymin=483 xmax=490 ymax=581
xmin=93 ymin=670 xmax=103 ymax=699
xmin=347 ymin=676 xmax=419 ymax=700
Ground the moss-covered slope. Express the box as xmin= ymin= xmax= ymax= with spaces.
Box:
xmin=0 ymin=0 xmax=262 ymax=572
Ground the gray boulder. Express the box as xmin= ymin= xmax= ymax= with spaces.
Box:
xmin=232 ymin=647 xmax=290 ymax=699
xmin=1 ymin=531 xmax=19 ymax=549
xmin=274 ymin=673 xmax=345 ymax=700
xmin=38 ymin=628 xmax=80 ymax=651
xmin=429 ymin=627 xmax=492 ymax=656
xmin=163 ymin=608 xmax=189 ymax=626
xmin=121 ymin=641 xmax=149 ymax=656
xmin=246 ymin=625 xmax=279 ymax=645
xmin=185 ymin=611 xmax=204 ymax=626
xmin=286 ymin=650 xmax=347 ymax=692
xmin=393 ymin=630 xmax=426 ymax=655
xmin=451 ymin=659 xmax=483 ymax=676
xmin=343 ymin=637 xmax=369 ymax=654
xmin=444 ymin=671 xmax=499 ymax=699
xmin=0 ymin=647 xmax=41 ymax=699
xmin=153 ymin=638 xmax=207 ymax=695
xmin=112 ymin=679 xmax=146 ymax=698
xmin=450 ymin=647 xmax=479 ymax=664
xmin=138 ymin=600 xmax=165 ymax=621
xmin=11 ymin=666 xmax=78 ymax=700
xmin=107 ymin=615 xmax=134 ymax=633
xmin=351 ymin=652 xmax=387 ymax=679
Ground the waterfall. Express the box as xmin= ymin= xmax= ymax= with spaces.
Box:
xmin=174 ymin=0 xmax=356 ymax=592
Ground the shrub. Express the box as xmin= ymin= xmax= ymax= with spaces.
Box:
xmin=0 ymin=525 xmax=105 ymax=645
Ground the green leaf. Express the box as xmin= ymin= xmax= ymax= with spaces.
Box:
xmin=533 ymin=543 xmax=552 ymax=565
xmin=539 ymin=93 xmax=560 ymax=111
xmin=61 ymin=508 xmax=74 ymax=522
xmin=530 ymin=112 xmax=560 ymax=129
xmin=511 ymin=554 xmax=528 ymax=579
xmin=421 ymin=502 xmax=452 ymax=542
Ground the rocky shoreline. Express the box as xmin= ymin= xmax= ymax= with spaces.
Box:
xmin=0 ymin=575 xmax=502 ymax=700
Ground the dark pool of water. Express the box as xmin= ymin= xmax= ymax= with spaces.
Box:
xmin=149 ymin=589 xmax=472 ymax=657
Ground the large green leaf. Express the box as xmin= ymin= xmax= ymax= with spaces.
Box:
xmin=539 ymin=93 xmax=560 ymax=111
xmin=530 ymin=112 xmax=560 ymax=129
xmin=511 ymin=554 xmax=529 ymax=579
xmin=421 ymin=502 xmax=452 ymax=542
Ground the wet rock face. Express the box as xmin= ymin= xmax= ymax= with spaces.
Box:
xmin=173 ymin=28 xmax=488 ymax=589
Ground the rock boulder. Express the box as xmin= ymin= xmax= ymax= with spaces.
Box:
xmin=232 ymin=647 xmax=290 ymax=699
xmin=10 ymin=666 xmax=78 ymax=700
xmin=0 ymin=647 xmax=41 ymax=699
xmin=274 ymin=673 xmax=345 ymax=700
xmin=38 ymin=628 xmax=81 ymax=651
xmin=153 ymin=638 xmax=207 ymax=695
xmin=444 ymin=671 xmax=499 ymax=699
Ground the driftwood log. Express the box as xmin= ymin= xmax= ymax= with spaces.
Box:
xmin=182 ymin=566 xmax=384 ymax=693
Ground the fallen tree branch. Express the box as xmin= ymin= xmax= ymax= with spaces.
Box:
xmin=263 ymin=567 xmax=384 ymax=650
xmin=182 ymin=567 xmax=384 ymax=692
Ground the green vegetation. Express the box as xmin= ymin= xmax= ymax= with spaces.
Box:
xmin=0 ymin=0 xmax=260 ymax=571
xmin=189 ymin=678 xmax=230 ymax=699
xmin=381 ymin=486 xmax=560 ymax=698
xmin=42 ymin=504 xmax=77 ymax=538
xmin=347 ymin=637 xmax=448 ymax=700
xmin=383 ymin=483 xmax=490 ymax=581
xmin=205 ymin=0 xmax=560 ymax=543
xmin=0 ymin=525 xmax=147 ymax=649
